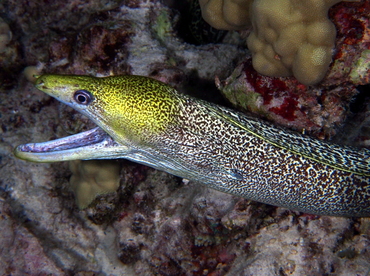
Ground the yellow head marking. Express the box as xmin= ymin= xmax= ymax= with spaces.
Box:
xmin=35 ymin=74 xmax=181 ymax=143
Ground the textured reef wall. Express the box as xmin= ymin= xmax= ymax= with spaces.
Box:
xmin=0 ymin=0 xmax=369 ymax=275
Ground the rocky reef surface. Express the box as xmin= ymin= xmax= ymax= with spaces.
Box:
xmin=0 ymin=0 xmax=369 ymax=275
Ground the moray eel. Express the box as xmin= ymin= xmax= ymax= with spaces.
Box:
xmin=15 ymin=74 xmax=370 ymax=217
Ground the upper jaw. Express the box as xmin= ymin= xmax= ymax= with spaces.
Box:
xmin=14 ymin=127 xmax=130 ymax=162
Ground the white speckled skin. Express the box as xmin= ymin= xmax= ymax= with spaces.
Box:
xmin=16 ymin=75 xmax=370 ymax=217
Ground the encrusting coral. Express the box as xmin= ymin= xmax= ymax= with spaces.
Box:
xmin=69 ymin=159 xmax=121 ymax=209
xmin=199 ymin=0 xmax=342 ymax=85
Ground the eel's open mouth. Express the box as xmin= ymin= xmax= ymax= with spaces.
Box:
xmin=14 ymin=127 xmax=129 ymax=162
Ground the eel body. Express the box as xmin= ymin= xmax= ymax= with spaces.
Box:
xmin=15 ymin=74 xmax=370 ymax=217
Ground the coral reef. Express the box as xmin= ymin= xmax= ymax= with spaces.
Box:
xmin=69 ymin=160 xmax=121 ymax=209
xmin=0 ymin=0 xmax=369 ymax=275
xmin=247 ymin=0 xmax=341 ymax=85
xmin=181 ymin=0 xmax=228 ymax=45
xmin=325 ymin=1 xmax=370 ymax=86
xmin=200 ymin=0 xmax=348 ymax=85
xmin=199 ymin=0 xmax=252 ymax=30
xmin=218 ymin=0 xmax=370 ymax=138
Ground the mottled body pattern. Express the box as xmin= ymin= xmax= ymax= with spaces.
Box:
xmin=16 ymin=75 xmax=370 ymax=216
xmin=156 ymin=98 xmax=370 ymax=216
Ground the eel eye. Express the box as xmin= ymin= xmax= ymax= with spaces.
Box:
xmin=73 ymin=90 xmax=93 ymax=105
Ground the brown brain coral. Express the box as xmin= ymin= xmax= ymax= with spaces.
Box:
xmin=199 ymin=0 xmax=252 ymax=30
xmin=199 ymin=0 xmax=343 ymax=85
xmin=247 ymin=0 xmax=341 ymax=85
